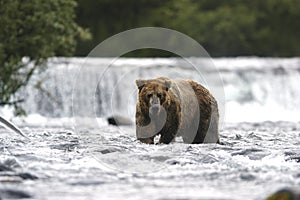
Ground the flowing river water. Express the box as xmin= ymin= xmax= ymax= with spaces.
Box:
xmin=1 ymin=57 xmax=300 ymax=199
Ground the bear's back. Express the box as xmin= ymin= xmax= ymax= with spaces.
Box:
xmin=169 ymin=79 xmax=201 ymax=143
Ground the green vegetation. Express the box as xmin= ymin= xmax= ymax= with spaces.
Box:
xmin=75 ymin=0 xmax=300 ymax=57
xmin=0 ymin=0 xmax=89 ymax=114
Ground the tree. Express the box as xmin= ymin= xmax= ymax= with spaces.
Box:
xmin=75 ymin=0 xmax=300 ymax=57
xmin=75 ymin=0 xmax=167 ymax=56
xmin=149 ymin=0 xmax=300 ymax=56
xmin=0 ymin=0 xmax=90 ymax=115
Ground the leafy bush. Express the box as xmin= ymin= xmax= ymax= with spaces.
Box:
xmin=0 ymin=0 xmax=90 ymax=115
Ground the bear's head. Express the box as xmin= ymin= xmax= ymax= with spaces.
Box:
xmin=136 ymin=78 xmax=172 ymax=117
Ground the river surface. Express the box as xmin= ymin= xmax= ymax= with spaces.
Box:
xmin=1 ymin=121 xmax=300 ymax=199
xmin=1 ymin=57 xmax=300 ymax=199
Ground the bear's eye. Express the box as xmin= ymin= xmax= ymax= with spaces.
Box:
xmin=147 ymin=93 xmax=152 ymax=98
xmin=157 ymin=93 xmax=162 ymax=98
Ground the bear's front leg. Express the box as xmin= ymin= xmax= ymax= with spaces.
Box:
xmin=158 ymin=133 xmax=175 ymax=144
xmin=138 ymin=136 xmax=154 ymax=144
xmin=157 ymin=123 xmax=178 ymax=144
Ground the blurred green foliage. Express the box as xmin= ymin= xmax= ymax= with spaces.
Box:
xmin=75 ymin=0 xmax=300 ymax=57
xmin=0 ymin=0 xmax=89 ymax=114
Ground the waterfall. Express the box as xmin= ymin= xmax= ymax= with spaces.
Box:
xmin=4 ymin=57 xmax=300 ymax=122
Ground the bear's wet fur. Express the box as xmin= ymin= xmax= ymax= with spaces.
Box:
xmin=135 ymin=77 xmax=220 ymax=144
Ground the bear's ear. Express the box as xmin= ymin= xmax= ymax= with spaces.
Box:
xmin=136 ymin=79 xmax=146 ymax=90
xmin=165 ymin=80 xmax=171 ymax=91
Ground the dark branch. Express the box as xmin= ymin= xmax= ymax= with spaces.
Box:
xmin=0 ymin=99 xmax=24 ymax=106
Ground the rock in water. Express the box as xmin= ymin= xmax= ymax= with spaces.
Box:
xmin=107 ymin=115 xmax=133 ymax=126
xmin=266 ymin=188 xmax=300 ymax=200
xmin=0 ymin=189 xmax=32 ymax=199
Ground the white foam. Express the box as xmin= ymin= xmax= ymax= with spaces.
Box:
xmin=225 ymin=101 xmax=299 ymax=122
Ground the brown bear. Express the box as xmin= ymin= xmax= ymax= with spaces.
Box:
xmin=135 ymin=76 xmax=220 ymax=144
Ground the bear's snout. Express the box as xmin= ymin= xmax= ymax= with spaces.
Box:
xmin=149 ymin=95 xmax=161 ymax=115
xmin=150 ymin=104 xmax=160 ymax=115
